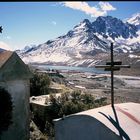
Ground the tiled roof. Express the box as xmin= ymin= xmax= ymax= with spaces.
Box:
xmin=0 ymin=50 xmax=13 ymax=69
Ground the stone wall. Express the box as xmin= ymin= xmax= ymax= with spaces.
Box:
xmin=30 ymin=103 xmax=48 ymax=122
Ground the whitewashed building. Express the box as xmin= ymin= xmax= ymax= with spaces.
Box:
xmin=0 ymin=49 xmax=32 ymax=140
xmin=54 ymin=102 xmax=140 ymax=140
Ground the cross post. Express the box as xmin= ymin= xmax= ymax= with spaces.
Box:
xmin=95 ymin=43 xmax=130 ymax=107
xmin=111 ymin=42 xmax=114 ymax=107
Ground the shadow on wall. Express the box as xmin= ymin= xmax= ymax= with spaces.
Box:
xmin=0 ymin=87 xmax=13 ymax=136
xmin=99 ymin=106 xmax=130 ymax=140
xmin=54 ymin=113 xmax=123 ymax=140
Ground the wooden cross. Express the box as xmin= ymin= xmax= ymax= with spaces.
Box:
xmin=95 ymin=43 xmax=130 ymax=107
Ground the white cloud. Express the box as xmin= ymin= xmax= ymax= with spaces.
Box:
xmin=61 ymin=2 xmax=105 ymax=17
xmin=51 ymin=21 xmax=57 ymax=25
xmin=99 ymin=2 xmax=116 ymax=11
xmin=0 ymin=41 xmax=12 ymax=51
xmin=60 ymin=2 xmax=116 ymax=18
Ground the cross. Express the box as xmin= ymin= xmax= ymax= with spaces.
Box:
xmin=95 ymin=43 xmax=130 ymax=107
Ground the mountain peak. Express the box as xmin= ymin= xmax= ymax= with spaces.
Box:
xmin=73 ymin=19 xmax=92 ymax=30
xmin=82 ymin=19 xmax=90 ymax=24
xmin=92 ymin=15 xmax=137 ymax=39
xmin=127 ymin=13 xmax=140 ymax=26
xmin=96 ymin=16 xmax=120 ymax=21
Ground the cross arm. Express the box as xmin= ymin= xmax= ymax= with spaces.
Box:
xmin=95 ymin=65 xmax=130 ymax=69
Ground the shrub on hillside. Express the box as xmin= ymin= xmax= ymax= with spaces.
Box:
xmin=30 ymin=72 xmax=51 ymax=96
xmin=43 ymin=90 xmax=107 ymax=136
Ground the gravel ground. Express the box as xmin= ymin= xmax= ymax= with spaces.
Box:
xmin=62 ymin=72 xmax=140 ymax=104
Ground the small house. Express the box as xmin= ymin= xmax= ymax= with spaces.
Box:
xmin=0 ymin=49 xmax=32 ymax=140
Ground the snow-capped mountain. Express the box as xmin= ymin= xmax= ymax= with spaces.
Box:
xmin=18 ymin=14 xmax=140 ymax=67
xmin=92 ymin=16 xmax=138 ymax=39
xmin=16 ymin=44 xmax=37 ymax=54
xmin=127 ymin=13 xmax=140 ymax=29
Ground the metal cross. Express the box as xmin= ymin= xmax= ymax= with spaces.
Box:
xmin=95 ymin=43 xmax=130 ymax=107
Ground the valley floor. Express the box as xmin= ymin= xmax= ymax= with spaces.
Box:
xmin=61 ymin=72 xmax=140 ymax=104
xmin=29 ymin=69 xmax=140 ymax=140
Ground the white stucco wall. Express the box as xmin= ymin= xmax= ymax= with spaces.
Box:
xmin=0 ymin=80 xmax=30 ymax=140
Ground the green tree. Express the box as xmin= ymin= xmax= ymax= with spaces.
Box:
xmin=71 ymin=90 xmax=81 ymax=103
xmin=30 ymin=72 xmax=51 ymax=96
xmin=38 ymin=90 xmax=107 ymax=137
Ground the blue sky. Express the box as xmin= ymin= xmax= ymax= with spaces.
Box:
xmin=0 ymin=1 xmax=140 ymax=51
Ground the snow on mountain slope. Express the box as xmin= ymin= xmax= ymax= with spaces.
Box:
xmin=18 ymin=14 xmax=140 ymax=67
xmin=92 ymin=16 xmax=138 ymax=39
xmin=20 ymin=19 xmax=109 ymax=64
xmin=127 ymin=13 xmax=140 ymax=26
